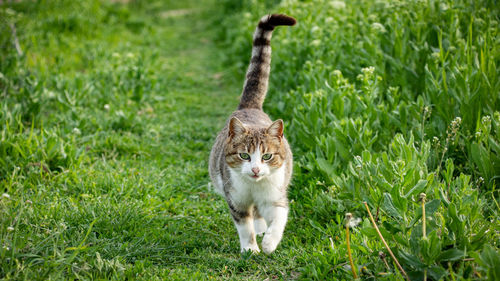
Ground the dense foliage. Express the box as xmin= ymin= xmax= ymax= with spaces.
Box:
xmin=217 ymin=0 xmax=500 ymax=279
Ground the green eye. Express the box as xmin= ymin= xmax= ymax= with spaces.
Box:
xmin=239 ymin=153 xmax=250 ymax=160
xmin=262 ymin=154 xmax=273 ymax=161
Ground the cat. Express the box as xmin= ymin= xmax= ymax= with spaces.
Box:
xmin=209 ymin=14 xmax=296 ymax=254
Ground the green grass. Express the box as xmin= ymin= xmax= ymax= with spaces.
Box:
xmin=0 ymin=0 xmax=299 ymax=279
xmin=1 ymin=0 xmax=499 ymax=280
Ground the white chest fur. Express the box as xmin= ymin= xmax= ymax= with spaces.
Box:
xmin=228 ymin=162 xmax=286 ymax=207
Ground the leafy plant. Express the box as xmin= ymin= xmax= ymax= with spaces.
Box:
xmin=218 ymin=0 xmax=500 ymax=279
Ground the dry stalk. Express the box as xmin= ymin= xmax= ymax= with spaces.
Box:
xmin=363 ymin=202 xmax=410 ymax=281
xmin=420 ymin=193 xmax=427 ymax=281
xmin=420 ymin=193 xmax=427 ymax=238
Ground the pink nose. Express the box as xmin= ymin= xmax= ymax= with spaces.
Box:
xmin=252 ymin=167 xmax=260 ymax=175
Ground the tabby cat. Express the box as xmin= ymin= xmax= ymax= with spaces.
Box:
xmin=209 ymin=14 xmax=296 ymax=254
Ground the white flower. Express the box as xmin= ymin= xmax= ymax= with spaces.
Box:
xmin=1 ymin=193 xmax=10 ymax=199
xmin=104 ymin=104 xmax=110 ymax=111
xmin=361 ymin=66 xmax=375 ymax=75
xmin=371 ymin=22 xmax=386 ymax=33
xmin=72 ymin=128 xmax=81 ymax=135
xmin=348 ymin=217 xmax=362 ymax=228
xmin=330 ymin=1 xmax=346 ymax=9
xmin=345 ymin=213 xmax=362 ymax=228
xmin=332 ymin=70 xmax=342 ymax=76
xmin=310 ymin=39 xmax=322 ymax=47
xmin=311 ymin=26 xmax=320 ymax=33
xmin=7 ymin=226 xmax=14 ymax=232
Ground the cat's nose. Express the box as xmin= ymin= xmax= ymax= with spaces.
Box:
xmin=252 ymin=167 xmax=260 ymax=175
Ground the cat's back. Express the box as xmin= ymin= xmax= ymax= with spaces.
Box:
xmin=231 ymin=109 xmax=273 ymax=128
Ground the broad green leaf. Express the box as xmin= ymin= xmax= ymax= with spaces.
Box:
xmin=471 ymin=142 xmax=492 ymax=181
xmin=421 ymin=231 xmax=441 ymax=263
xmin=437 ymin=248 xmax=465 ymax=262
xmin=404 ymin=179 xmax=427 ymax=198
xmin=382 ymin=192 xmax=403 ymax=220
xmin=481 ymin=245 xmax=500 ymax=281
xmin=316 ymin=157 xmax=334 ymax=177
xmin=397 ymin=249 xmax=426 ymax=270
xmin=428 ymin=265 xmax=447 ymax=280
xmin=409 ymin=199 xmax=441 ymax=228
xmin=480 ymin=245 xmax=500 ymax=276
xmin=360 ymin=226 xmax=378 ymax=238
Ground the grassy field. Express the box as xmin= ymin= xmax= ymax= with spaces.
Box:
xmin=1 ymin=0 xmax=499 ymax=280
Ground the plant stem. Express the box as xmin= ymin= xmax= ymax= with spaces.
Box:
xmin=420 ymin=194 xmax=428 ymax=281
xmin=420 ymin=193 xmax=427 ymax=239
xmin=379 ymin=251 xmax=390 ymax=271
xmin=9 ymin=23 xmax=23 ymax=56
xmin=345 ymin=213 xmax=358 ymax=279
xmin=364 ymin=202 xmax=410 ymax=281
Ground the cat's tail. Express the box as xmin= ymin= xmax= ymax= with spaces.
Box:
xmin=238 ymin=14 xmax=296 ymax=110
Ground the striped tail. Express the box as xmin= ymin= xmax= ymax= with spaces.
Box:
xmin=238 ymin=14 xmax=296 ymax=110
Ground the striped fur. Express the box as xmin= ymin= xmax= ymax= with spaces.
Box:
xmin=209 ymin=14 xmax=295 ymax=254
xmin=238 ymin=14 xmax=296 ymax=110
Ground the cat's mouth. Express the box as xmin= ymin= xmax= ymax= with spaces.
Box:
xmin=250 ymin=174 xmax=263 ymax=180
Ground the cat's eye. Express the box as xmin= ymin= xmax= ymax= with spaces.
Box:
xmin=262 ymin=153 xmax=273 ymax=161
xmin=239 ymin=153 xmax=250 ymax=160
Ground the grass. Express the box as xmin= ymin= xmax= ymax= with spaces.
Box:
xmin=1 ymin=0 xmax=499 ymax=280
xmin=0 ymin=0 xmax=302 ymax=279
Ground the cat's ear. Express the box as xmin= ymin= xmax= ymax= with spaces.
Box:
xmin=229 ymin=117 xmax=247 ymax=138
xmin=267 ymin=119 xmax=284 ymax=138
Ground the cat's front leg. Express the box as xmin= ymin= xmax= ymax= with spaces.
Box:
xmin=228 ymin=203 xmax=260 ymax=253
xmin=234 ymin=216 xmax=260 ymax=253
xmin=260 ymin=204 xmax=289 ymax=254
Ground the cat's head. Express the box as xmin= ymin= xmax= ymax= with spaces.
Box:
xmin=225 ymin=117 xmax=287 ymax=181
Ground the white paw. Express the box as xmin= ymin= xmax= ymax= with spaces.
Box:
xmin=241 ymin=244 xmax=260 ymax=254
xmin=262 ymin=235 xmax=279 ymax=254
